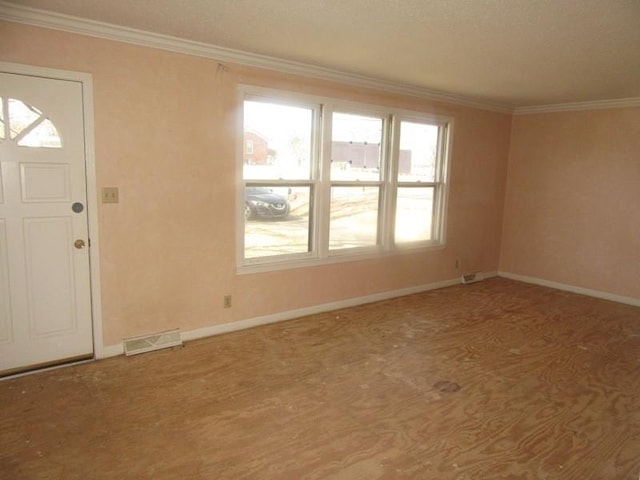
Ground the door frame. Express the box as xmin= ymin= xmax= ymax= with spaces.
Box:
xmin=0 ymin=61 xmax=104 ymax=360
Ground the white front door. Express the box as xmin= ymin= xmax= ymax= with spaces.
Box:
xmin=0 ymin=72 xmax=94 ymax=374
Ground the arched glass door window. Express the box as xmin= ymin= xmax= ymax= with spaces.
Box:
xmin=0 ymin=97 xmax=62 ymax=148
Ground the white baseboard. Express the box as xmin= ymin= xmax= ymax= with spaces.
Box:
xmin=99 ymin=343 xmax=124 ymax=359
xmin=91 ymin=270 xmax=640 ymax=361
xmin=99 ymin=276 xmax=462 ymax=359
xmin=498 ymin=271 xmax=640 ymax=307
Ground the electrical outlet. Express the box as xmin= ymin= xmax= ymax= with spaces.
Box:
xmin=223 ymin=295 xmax=232 ymax=309
xmin=102 ymin=187 xmax=119 ymax=203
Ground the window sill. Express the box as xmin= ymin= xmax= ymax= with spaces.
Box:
xmin=237 ymin=242 xmax=446 ymax=275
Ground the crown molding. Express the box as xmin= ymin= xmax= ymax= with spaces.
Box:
xmin=4 ymin=2 xmax=636 ymax=116
xmin=514 ymin=97 xmax=640 ymax=115
xmin=0 ymin=1 xmax=513 ymax=113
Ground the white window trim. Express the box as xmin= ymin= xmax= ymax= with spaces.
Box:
xmin=322 ymin=105 xmax=391 ymax=258
xmin=236 ymin=85 xmax=453 ymax=274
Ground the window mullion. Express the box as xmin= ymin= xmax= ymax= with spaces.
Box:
xmin=383 ymin=115 xmax=400 ymax=248
xmin=316 ymin=104 xmax=332 ymax=258
xmin=433 ymin=125 xmax=443 ymax=183
xmin=396 ymin=181 xmax=437 ymax=188
xmin=433 ymin=123 xmax=450 ymax=241
xmin=330 ymin=180 xmax=382 ymax=187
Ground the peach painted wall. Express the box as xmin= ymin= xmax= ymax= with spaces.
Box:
xmin=500 ymin=108 xmax=640 ymax=299
xmin=1 ymin=21 xmax=511 ymax=347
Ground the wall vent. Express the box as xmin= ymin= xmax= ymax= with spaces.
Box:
xmin=123 ymin=329 xmax=182 ymax=356
xmin=461 ymin=272 xmax=484 ymax=284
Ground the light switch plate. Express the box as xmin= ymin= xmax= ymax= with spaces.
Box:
xmin=102 ymin=187 xmax=119 ymax=203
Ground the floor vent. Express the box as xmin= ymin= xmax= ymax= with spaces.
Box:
xmin=123 ymin=329 xmax=182 ymax=356
xmin=461 ymin=272 xmax=484 ymax=284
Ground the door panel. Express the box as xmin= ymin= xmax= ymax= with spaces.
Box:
xmin=0 ymin=71 xmax=93 ymax=374
xmin=0 ymin=220 xmax=11 ymax=344
xmin=0 ymin=163 xmax=4 ymax=202
xmin=21 ymin=163 xmax=71 ymax=202
xmin=24 ymin=217 xmax=76 ymax=337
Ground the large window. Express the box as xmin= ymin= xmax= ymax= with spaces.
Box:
xmin=395 ymin=120 xmax=441 ymax=243
xmin=329 ymin=112 xmax=385 ymax=250
xmin=240 ymin=88 xmax=451 ymax=269
xmin=242 ymin=99 xmax=317 ymax=260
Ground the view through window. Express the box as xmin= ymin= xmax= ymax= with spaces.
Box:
xmin=243 ymin=100 xmax=314 ymax=260
xmin=329 ymin=112 xmax=384 ymax=250
xmin=241 ymin=90 xmax=451 ymax=267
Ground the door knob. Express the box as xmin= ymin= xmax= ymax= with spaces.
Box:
xmin=74 ymin=239 xmax=86 ymax=249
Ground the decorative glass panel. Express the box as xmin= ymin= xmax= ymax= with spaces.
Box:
xmin=18 ymin=118 xmax=62 ymax=148
xmin=8 ymin=98 xmax=41 ymax=139
xmin=0 ymin=97 xmax=62 ymax=148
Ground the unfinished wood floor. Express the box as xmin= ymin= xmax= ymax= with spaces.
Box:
xmin=1 ymin=278 xmax=640 ymax=479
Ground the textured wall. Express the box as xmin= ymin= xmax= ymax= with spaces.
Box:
xmin=500 ymin=108 xmax=640 ymax=299
xmin=1 ymin=21 xmax=512 ymax=346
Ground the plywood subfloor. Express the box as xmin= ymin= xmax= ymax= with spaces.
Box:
xmin=1 ymin=278 xmax=640 ymax=479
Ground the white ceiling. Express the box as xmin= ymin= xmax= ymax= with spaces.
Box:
xmin=5 ymin=0 xmax=640 ymax=108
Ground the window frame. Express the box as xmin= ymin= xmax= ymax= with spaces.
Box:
xmin=390 ymin=115 xmax=452 ymax=246
xmin=237 ymin=85 xmax=453 ymax=273
xmin=323 ymin=106 xmax=391 ymax=257
xmin=239 ymin=92 xmax=322 ymax=266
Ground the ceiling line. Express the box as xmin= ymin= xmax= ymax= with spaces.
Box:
xmin=0 ymin=0 xmax=513 ymax=114
xmin=514 ymin=97 xmax=640 ymax=115
xmin=2 ymin=2 xmax=638 ymax=115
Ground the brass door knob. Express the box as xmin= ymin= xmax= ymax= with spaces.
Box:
xmin=74 ymin=239 xmax=86 ymax=249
